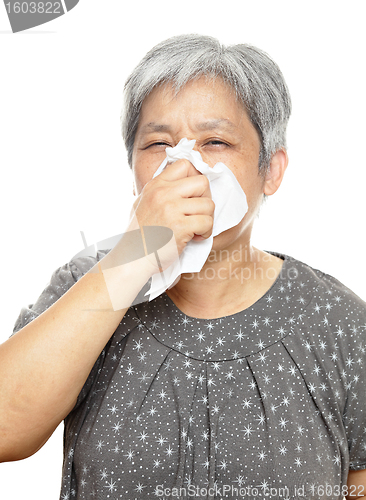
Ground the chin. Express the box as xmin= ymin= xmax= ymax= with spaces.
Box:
xmin=213 ymin=225 xmax=248 ymax=250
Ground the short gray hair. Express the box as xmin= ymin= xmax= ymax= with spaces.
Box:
xmin=121 ymin=34 xmax=291 ymax=173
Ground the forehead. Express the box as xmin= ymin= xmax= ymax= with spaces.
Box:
xmin=137 ymin=76 xmax=251 ymax=132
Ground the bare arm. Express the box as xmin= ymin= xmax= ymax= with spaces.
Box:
xmin=346 ymin=469 xmax=366 ymax=499
xmin=0 ymin=158 xmax=214 ymax=462
xmin=0 ymin=242 xmax=157 ymax=462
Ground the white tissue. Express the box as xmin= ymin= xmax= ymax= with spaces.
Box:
xmin=146 ymin=138 xmax=248 ymax=300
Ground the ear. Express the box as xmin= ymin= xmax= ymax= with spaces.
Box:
xmin=132 ymin=181 xmax=136 ymax=197
xmin=263 ymin=149 xmax=288 ymax=196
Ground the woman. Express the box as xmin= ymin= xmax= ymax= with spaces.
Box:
xmin=1 ymin=34 xmax=366 ymax=499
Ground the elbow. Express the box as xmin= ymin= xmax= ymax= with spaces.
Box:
xmin=0 ymin=422 xmax=47 ymax=463
xmin=0 ymin=437 xmax=37 ymax=463
xmin=0 ymin=439 xmax=45 ymax=463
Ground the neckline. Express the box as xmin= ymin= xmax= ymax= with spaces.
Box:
xmin=163 ymin=251 xmax=287 ymax=322
xmin=133 ymin=252 xmax=307 ymax=361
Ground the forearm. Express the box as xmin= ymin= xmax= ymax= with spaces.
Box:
xmin=0 ymin=245 xmax=157 ymax=462
xmin=346 ymin=469 xmax=366 ymax=499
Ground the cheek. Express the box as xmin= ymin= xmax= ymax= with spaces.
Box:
xmin=132 ymin=152 xmax=156 ymax=195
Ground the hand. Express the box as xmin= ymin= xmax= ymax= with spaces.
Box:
xmin=128 ymin=158 xmax=215 ymax=269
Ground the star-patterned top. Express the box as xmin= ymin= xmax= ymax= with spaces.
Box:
xmin=13 ymin=251 xmax=366 ymax=500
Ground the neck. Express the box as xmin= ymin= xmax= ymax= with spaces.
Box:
xmin=165 ymin=240 xmax=284 ymax=319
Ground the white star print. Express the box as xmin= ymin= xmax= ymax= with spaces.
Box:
xmin=100 ymin=469 xmax=108 ymax=480
xmin=158 ymin=389 xmax=167 ymax=400
xmin=258 ymin=451 xmax=267 ymax=461
xmin=258 ymin=352 xmax=268 ymax=363
xmin=242 ymin=424 xmax=253 ymax=438
xmin=183 ymin=358 xmax=192 ymax=368
xmin=148 ymin=406 xmax=157 ymax=416
xmin=346 ymin=356 xmax=354 ymax=368
xmin=112 ymin=421 xmax=122 ymax=433
xmin=139 ymin=372 xmax=149 ymax=382
xmin=212 ymin=404 xmax=220 ymax=414
xmin=235 ymin=329 xmax=245 ymax=341
xmin=165 ymin=445 xmax=174 ymax=456
xmin=256 ymin=413 xmax=266 ymax=425
xmin=279 ymin=418 xmax=288 ymax=429
xmin=313 ymin=365 xmax=321 ymax=375
xmin=157 ymin=436 xmax=167 ymax=446
xmin=259 ymin=480 xmax=270 ymax=491
xmin=225 ymin=370 xmax=235 ymax=380
xmin=133 ymin=339 xmax=143 ymax=351
xmin=138 ymin=431 xmax=148 ymax=443
xmin=196 ymin=332 xmax=205 ymax=342
xmin=135 ymin=482 xmax=146 ymax=492
xmin=96 ymin=441 xmax=104 ymax=452
xmin=126 ymin=364 xmax=134 ymax=375
xmin=181 ymin=316 xmax=192 ymax=326
xmin=138 ymin=351 xmax=147 ymax=362
xmin=125 ymin=449 xmax=135 ymax=460
xmin=308 ymin=383 xmax=316 ymax=392
xmin=304 ymin=340 xmax=312 ymax=351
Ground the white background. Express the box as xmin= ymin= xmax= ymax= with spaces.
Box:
xmin=0 ymin=1 xmax=365 ymax=498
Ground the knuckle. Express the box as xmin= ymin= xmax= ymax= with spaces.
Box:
xmin=206 ymin=198 xmax=215 ymax=213
xmin=199 ymin=175 xmax=210 ymax=189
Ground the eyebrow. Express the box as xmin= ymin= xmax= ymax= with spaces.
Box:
xmin=139 ymin=118 xmax=237 ymax=134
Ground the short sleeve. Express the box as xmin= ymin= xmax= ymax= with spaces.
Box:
xmin=11 ymin=251 xmax=111 ymax=410
xmin=339 ymin=291 xmax=366 ymax=470
xmin=12 ymin=252 xmax=108 ymax=335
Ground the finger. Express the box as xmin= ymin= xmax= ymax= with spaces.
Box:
xmin=179 ymin=197 xmax=215 ymax=216
xmin=185 ymin=214 xmax=214 ymax=240
xmin=169 ymin=174 xmax=212 ymax=199
xmin=157 ymin=158 xmax=201 ymax=181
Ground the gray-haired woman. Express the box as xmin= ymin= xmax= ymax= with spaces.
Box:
xmin=1 ymin=35 xmax=366 ymax=500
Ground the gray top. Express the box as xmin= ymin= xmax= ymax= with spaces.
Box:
xmin=13 ymin=252 xmax=366 ymax=499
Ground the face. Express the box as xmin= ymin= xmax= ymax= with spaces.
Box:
xmin=132 ymin=77 xmax=274 ymax=251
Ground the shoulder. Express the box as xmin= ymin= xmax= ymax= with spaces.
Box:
xmin=275 ymin=252 xmax=366 ymax=314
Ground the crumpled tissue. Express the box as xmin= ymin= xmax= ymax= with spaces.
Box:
xmin=147 ymin=138 xmax=248 ymax=300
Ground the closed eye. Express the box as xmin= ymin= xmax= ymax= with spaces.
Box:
xmin=145 ymin=141 xmax=171 ymax=149
xmin=204 ymin=140 xmax=230 ymax=147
